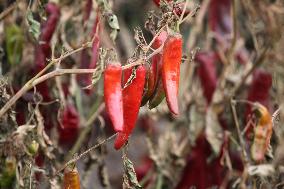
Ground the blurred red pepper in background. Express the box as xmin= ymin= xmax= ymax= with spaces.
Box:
xmin=58 ymin=104 xmax=80 ymax=146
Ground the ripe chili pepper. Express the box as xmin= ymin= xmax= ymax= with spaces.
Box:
xmin=162 ymin=33 xmax=182 ymax=115
xmin=63 ymin=168 xmax=81 ymax=189
xmin=104 ymin=62 xmax=124 ymax=132
xmin=195 ymin=52 xmax=218 ymax=104
xmin=114 ymin=65 xmax=146 ymax=150
xmin=251 ymin=103 xmax=272 ymax=162
xmin=58 ymin=104 xmax=79 ymax=146
xmin=142 ymin=30 xmax=168 ymax=106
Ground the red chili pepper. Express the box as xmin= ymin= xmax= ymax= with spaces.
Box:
xmin=77 ymin=11 xmax=100 ymax=93
xmin=63 ymin=168 xmax=81 ymax=189
xmin=31 ymin=2 xmax=60 ymax=101
xmin=162 ymin=33 xmax=182 ymax=115
xmin=208 ymin=0 xmax=231 ymax=36
xmin=40 ymin=2 xmax=60 ymax=44
xmin=142 ymin=31 xmax=168 ymax=106
xmin=195 ymin=52 xmax=218 ymax=104
xmin=114 ymin=65 xmax=146 ymax=150
xmin=34 ymin=2 xmax=60 ymax=69
xmin=58 ymin=104 xmax=79 ymax=146
xmin=104 ymin=62 xmax=124 ymax=132
xmin=175 ymin=134 xmax=230 ymax=189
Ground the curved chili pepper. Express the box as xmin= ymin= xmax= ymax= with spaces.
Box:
xmin=34 ymin=2 xmax=60 ymax=69
xmin=40 ymin=2 xmax=60 ymax=44
xmin=162 ymin=33 xmax=182 ymax=115
xmin=78 ymin=11 xmax=101 ymax=94
xmin=104 ymin=62 xmax=124 ymax=132
xmin=58 ymin=104 xmax=79 ymax=146
xmin=114 ymin=65 xmax=146 ymax=150
xmin=251 ymin=103 xmax=272 ymax=162
xmin=63 ymin=168 xmax=81 ymax=189
xmin=31 ymin=2 xmax=60 ymax=103
xmin=141 ymin=31 xmax=168 ymax=106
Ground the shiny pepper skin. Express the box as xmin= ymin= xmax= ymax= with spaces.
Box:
xmin=63 ymin=168 xmax=81 ymax=189
xmin=104 ymin=62 xmax=124 ymax=132
xmin=251 ymin=104 xmax=272 ymax=162
xmin=142 ymin=30 xmax=168 ymax=106
xmin=162 ymin=33 xmax=182 ymax=115
xmin=114 ymin=65 xmax=146 ymax=150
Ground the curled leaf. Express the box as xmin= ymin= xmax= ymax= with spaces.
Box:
xmin=123 ymin=152 xmax=142 ymax=189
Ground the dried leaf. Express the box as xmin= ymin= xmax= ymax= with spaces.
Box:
xmin=248 ymin=164 xmax=275 ymax=177
xmin=123 ymin=153 xmax=142 ymax=189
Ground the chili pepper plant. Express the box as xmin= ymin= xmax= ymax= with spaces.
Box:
xmin=0 ymin=0 xmax=284 ymax=188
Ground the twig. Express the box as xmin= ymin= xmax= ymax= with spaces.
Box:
xmin=230 ymin=47 xmax=269 ymax=96
xmin=0 ymin=2 xmax=17 ymax=20
xmin=65 ymin=102 xmax=105 ymax=161
xmin=180 ymin=3 xmax=201 ymax=24
xmin=230 ymin=99 xmax=249 ymax=165
xmin=177 ymin=0 xmax=189 ymax=26
xmin=230 ymin=99 xmax=249 ymax=188
xmin=56 ymin=133 xmax=117 ymax=175
xmin=0 ymin=58 xmax=145 ymax=118
xmin=227 ymin=0 xmax=238 ymax=63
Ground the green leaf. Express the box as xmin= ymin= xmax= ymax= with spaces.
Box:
xmin=26 ymin=11 xmax=40 ymax=40
xmin=4 ymin=24 xmax=23 ymax=65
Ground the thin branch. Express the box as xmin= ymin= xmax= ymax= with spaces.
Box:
xmin=0 ymin=58 xmax=145 ymax=118
xmin=0 ymin=2 xmax=17 ymax=20
xmin=65 ymin=102 xmax=105 ymax=161
xmin=230 ymin=99 xmax=249 ymax=165
xmin=55 ymin=133 xmax=117 ymax=175
xmin=230 ymin=47 xmax=269 ymax=96
xmin=230 ymin=98 xmax=250 ymax=189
